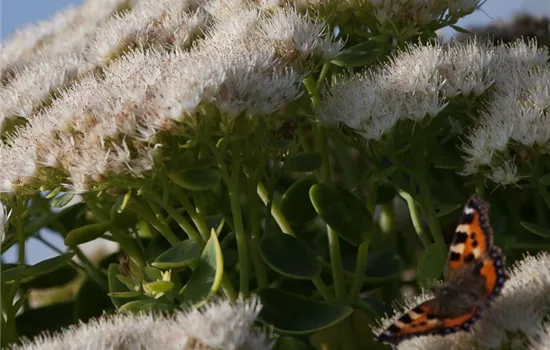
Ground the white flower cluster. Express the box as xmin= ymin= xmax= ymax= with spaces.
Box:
xmin=320 ymin=38 xmax=550 ymax=185
xmin=0 ymin=0 xmax=136 ymax=133
xmin=462 ymin=42 xmax=550 ymax=184
xmin=0 ymin=0 xmax=343 ymax=194
xmin=12 ymin=296 xmax=273 ymax=350
xmin=374 ymin=252 xmax=550 ymax=350
xmin=83 ymin=0 xmax=208 ymax=68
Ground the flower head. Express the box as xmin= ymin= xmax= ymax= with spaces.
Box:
xmin=12 ymin=296 xmax=273 ymax=350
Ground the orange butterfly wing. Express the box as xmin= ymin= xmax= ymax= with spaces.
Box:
xmin=377 ymin=300 xmax=480 ymax=345
xmin=446 ymin=195 xmax=493 ymax=275
xmin=376 ymin=195 xmax=508 ymax=346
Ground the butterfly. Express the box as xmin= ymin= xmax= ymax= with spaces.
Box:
xmin=376 ymin=194 xmax=508 ymax=345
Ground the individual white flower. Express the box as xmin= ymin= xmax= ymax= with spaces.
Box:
xmin=12 ymin=296 xmax=273 ymax=350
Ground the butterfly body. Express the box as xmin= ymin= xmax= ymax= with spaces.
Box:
xmin=376 ymin=195 xmax=508 ymax=345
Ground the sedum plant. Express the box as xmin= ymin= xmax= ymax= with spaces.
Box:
xmin=2 ymin=0 xmax=550 ymax=349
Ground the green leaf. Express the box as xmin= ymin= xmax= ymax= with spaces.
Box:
xmin=143 ymin=265 xmax=163 ymax=282
xmin=136 ymin=219 xmax=153 ymax=238
xmin=168 ymin=168 xmax=221 ymax=191
xmin=181 ymin=230 xmax=223 ymax=305
xmin=417 ymin=243 xmax=446 ymax=284
xmin=539 ymin=173 xmax=550 ymax=185
xmin=48 ymin=203 xmax=87 ymax=234
xmin=2 ymin=265 xmax=27 ymax=283
xmin=265 ymin=139 xmax=293 ymax=150
xmin=520 ymin=221 xmax=550 ymax=238
xmin=21 ymin=253 xmax=76 ymax=282
xmin=370 ymin=166 xmax=396 ymax=183
xmin=64 ymin=221 xmax=111 ymax=246
xmin=285 ymin=153 xmax=323 ymax=172
xmin=436 ymin=203 xmax=462 ymax=218
xmin=259 ymin=233 xmax=321 ymax=279
xmin=45 ymin=186 xmax=63 ymax=199
xmin=309 ymin=184 xmax=371 ymax=246
xmin=50 ymin=193 xmax=75 ymax=208
xmin=117 ymin=191 xmax=132 ymax=213
xmin=108 ymin=291 xmax=143 ymax=298
xmin=12 ymin=290 xmax=31 ymax=314
xmin=22 ymin=265 xmax=78 ymax=289
xmin=152 ymin=240 xmax=201 ymax=269
xmin=363 ymin=251 xmax=403 ymax=283
xmin=331 ymin=39 xmax=388 ymax=67
xmin=280 ymin=178 xmax=317 ymax=225
xmin=119 ymin=300 xmax=177 ymax=314
xmin=257 ymin=288 xmax=353 ymax=335
xmin=107 ymin=263 xmax=147 ymax=309
xmin=450 ymin=24 xmax=472 ymax=34
xmin=144 ymin=280 xmax=174 ymax=294
xmin=275 ymin=337 xmax=312 ymax=350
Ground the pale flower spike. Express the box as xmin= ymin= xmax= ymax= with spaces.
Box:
xmin=12 ymin=296 xmax=274 ymax=350
xmin=373 ymin=252 xmax=550 ymax=350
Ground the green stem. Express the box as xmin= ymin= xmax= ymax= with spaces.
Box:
xmin=399 ymin=190 xmax=431 ymax=247
xmin=85 ymin=198 xmax=145 ymax=267
xmin=221 ymin=275 xmax=238 ymax=300
xmin=304 ymin=74 xmax=320 ymax=107
xmin=170 ymin=186 xmax=209 ymax=241
xmin=411 ymin=136 xmax=443 ymax=250
xmin=192 ymin=192 xmax=211 ymax=239
xmin=258 ymin=180 xmax=334 ymax=300
xmin=246 ymin=171 xmax=268 ymax=289
xmin=3 ymin=198 xmax=28 ymax=345
xmin=227 ymin=144 xmax=250 ymax=297
xmin=142 ymin=189 xmax=202 ymax=244
xmin=348 ymin=238 xmax=370 ymax=301
xmin=44 ymin=218 xmax=110 ymax=290
xmin=315 ymin=124 xmax=346 ymax=301
xmin=256 ymin=181 xmax=293 ymax=234
xmin=126 ymin=200 xmax=181 ymax=247
xmin=418 ymin=180 xmax=444 ymax=247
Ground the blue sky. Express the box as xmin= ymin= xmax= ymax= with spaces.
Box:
xmin=0 ymin=0 xmax=549 ymax=264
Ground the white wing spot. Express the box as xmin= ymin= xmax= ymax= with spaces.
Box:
xmin=456 ymin=224 xmax=471 ymax=235
xmin=451 ymin=243 xmax=465 ymax=254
